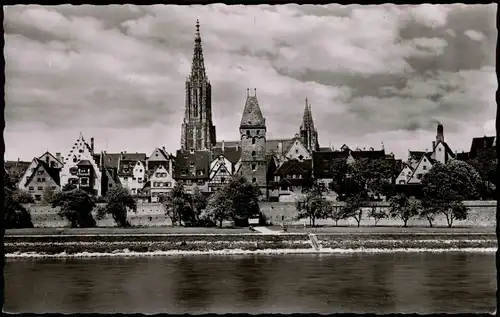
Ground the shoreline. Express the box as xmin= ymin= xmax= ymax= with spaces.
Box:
xmin=5 ymin=230 xmax=497 ymax=258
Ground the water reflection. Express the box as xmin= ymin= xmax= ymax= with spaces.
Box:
xmin=4 ymin=253 xmax=496 ymax=314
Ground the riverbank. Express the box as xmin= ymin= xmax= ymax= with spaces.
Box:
xmin=5 ymin=228 xmax=497 ymax=258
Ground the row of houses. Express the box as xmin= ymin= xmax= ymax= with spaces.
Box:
xmin=4 ymin=124 xmax=495 ymax=204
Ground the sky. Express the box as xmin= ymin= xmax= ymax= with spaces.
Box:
xmin=4 ymin=4 xmax=497 ymax=162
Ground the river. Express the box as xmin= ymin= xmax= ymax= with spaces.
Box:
xmin=4 ymin=252 xmax=496 ymax=314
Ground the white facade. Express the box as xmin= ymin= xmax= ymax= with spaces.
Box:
xmin=119 ymin=161 xmax=146 ymax=196
xmin=396 ymin=165 xmax=413 ymax=185
xmin=284 ymin=137 xmax=311 ymax=161
xmin=407 ymin=155 xmax=433 ymax=184
xmin=150 ymin=164 xmax=176 ymax=202
xmin=60 ymin=133 xmax=102 ymax=195
xmin=431 ymin=141 xmax=447 ymax=164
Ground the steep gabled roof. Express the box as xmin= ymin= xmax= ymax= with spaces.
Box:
xmin=39 ymin=151 xmax=64 ymax=166
xmin=174 ymin=150 xmax=211 ymax=179
xmin=407 ymin=153 xmax=435 ymax=182
xmin=240 ymin=94 xmax=266 ymax=128
xmin=77 ymin=160 xmax=93 ymax=167
xmin=24 ymin=158 xmax=61 ymax=187
xmin=351 ymin=149 xmax=386 ymax=160
xmin=470 ymin=136 xmax=495 ymax=155
xmin=212 ymin=147 xmax=241 ymax=164
xmin=274 ymin=159 xmax=312 ymax=176
xmin=5 ymin=160 xmax=31 ymax=182
xmin=312 ymin=151 xmax=350 ymax=179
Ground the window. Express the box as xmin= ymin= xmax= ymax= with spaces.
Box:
xmin=252 ymin=178 xmax=257 ymax=183
xmin=124 ymin=177 xmax=128 ymax=181
xmin=246 ymin=130 xmax=250 ymax=136
xmin=80 ymin=178 xmax=88 ymax=186
xmin=251 ymin=150 xmax=256 ymax=157
xmin=252 ymin=164 xmax=256 ymax=171
xmin=162 ymin=173 xmax=167 ymax=177
xmin=139 ymin=169 xmax=143 ymax=173
xmin=417 ymin=174 xmax=423 ymax=180
xmin=37 ymin=171 xmax=44 ymax=175
xmin=50 ymin=162 xmax=56 ymax=168
xmin=37 ymin=178 xmax=41 ymax=182
xmin=51 ymin=186 xmax=57 ymax=190
xmin=41 ymin=178 xmax=46 ymax=182
xmin=295 ymin=149 xmax=299 ymax=154
xmin=274 ymin=176 xmax=279 ymax=182
xmin=79 ymin=149 xmax=84 ymax=153
xmin=132 ymin=189 xmax=136 ymax=193
xmin=28 ymin=186 xmax=34 ymax=191
xmin=37 ymin=186 xmax=43 ymax=190
xmin=438 ymin=148 xmax=442 ymax=152
xmin=166 ymin=182 xmax=172 ymax=187
xmin=423 ymin=165 xmax=427 ymax=170
xmin=73 ymin=157 xmax=77 ymax=163
xmin=220 ymin=177 xmax=225 ymax=183
xmin=35 ymin=195 xmax=41 ymax=201
xmin=399 ymin=180 xmax=405 ymax=184
xmin=132 ymin=177 xmax=136 ymax=181
xmin=138 ymin=178 xmax=143 ymax=183
xmin=252 ymin=138 xmax=256 ymax=145
xmin=46 ymin=156 xmax=50 ymax=163
xmin=155 ymin=173 xmax=161 ymax=177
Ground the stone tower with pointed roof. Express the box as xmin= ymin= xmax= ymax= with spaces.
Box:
xmin=239 ymin=88 xmax=267 ymax=194
xmin=180 ymin=20 xmax=216 ymax=152
xmin=299 ymin=98 xmax=319 ymax=153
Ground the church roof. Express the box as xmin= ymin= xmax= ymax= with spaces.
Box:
xmin=240 ymin=93 xmax=266 ymax=128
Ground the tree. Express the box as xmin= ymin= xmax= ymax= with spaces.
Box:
xmin=468 ymin=147 xmax=497 ymax=199
xmin=42 ymin=186 xmax=56 ymax=205
xmin=96 ymin=186 xmax=137 ymax=227
xmin=419 ymin=197 xmax=438 ymax=228
xmin=62 ymin=183 xmax=77 ymax=192
xmin=296 ymin=184 xmax=330 ymax=227
xmin=388 ymin=193 xmax=420 ymax=227
xmin=160 ymin=183 xmax=190 ymax=226
xmin=368 ymin=203 xmax=388 ymax=226
xmin=185 ymin=185 xmax=207 ymax=226
xmin=421 ymin=160 xmax=482 ymax=227
xmin=329 ymin=158 xmax=353 ymax=200
xmin=52 ymin=189 xmax=96 ymax=228
xmin=351 ymin=158 xmax=394 ymax=200
xmin=4 ymin=187 xmax=35 ymax=229
xmin=205 ymin=189 xmax=232 ymax=228
xmin=224 ymin=176 xmax=261 ymax=226
xmin=325 ymin=202 xmax=347 ymax=227
xmin=341 ymin=193 xmax=366 ymax=227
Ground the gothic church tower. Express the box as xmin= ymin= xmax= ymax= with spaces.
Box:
xmin=180 ymin=20 xmax=216 ymax=152
xmin=239 ymin=89 xmax=267 ymax=194
xmin=299 ymin=98 xmax=319 ymax=152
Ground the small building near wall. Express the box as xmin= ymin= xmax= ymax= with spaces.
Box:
xmin=174 ymin=150 xmax=211 ymax=194
xmin=150 ymin=164 xmax=176 ymax=202
xmin=117 ymin=152 xmax=147 ymax=196
xmin=269 ymin=159 xmax=313 ymax=199
xmin=21 ymin=158 xmax=61 ymax=202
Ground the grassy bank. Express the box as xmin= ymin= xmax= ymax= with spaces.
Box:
xmin=4 ymin=229 xmax=496 ymax=255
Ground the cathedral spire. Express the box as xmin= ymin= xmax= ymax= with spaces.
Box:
xmin=190 ymin=19 xmax=206 ymax=80
xmin=300 ymin=98 xmax=314 ymax=131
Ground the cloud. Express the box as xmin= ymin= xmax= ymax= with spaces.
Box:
xmin=464 ymin=29 xmax=486 ymax=41
xmin=4 ymin=4 xmax=497 ymax=162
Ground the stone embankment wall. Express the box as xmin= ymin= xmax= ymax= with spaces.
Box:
xmin=25 ymin=201 xmax=496 ymax=228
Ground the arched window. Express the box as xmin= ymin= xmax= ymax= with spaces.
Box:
xmin=251 ymin=150 xmax=256 ymax=157
xmin=252 ymin=137 xmax=256 ymax=145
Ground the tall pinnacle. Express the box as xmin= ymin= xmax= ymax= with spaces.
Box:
xmin=301 ymin=98 xmax=314 ymax=131
xmin=190 ymin=19 xmax=206 ymax=80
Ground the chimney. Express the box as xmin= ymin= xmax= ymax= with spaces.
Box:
xmin=222 ymin=140 xmax=225 ymax=152
xmin=56 ymin=152 xmax=61 ymax=163
xmin=168 ymin=158 xmax=173 ymax=175
xmin=90 ymin=138 xmax=95 ymax=154
xmin=436 ymin=123 xmax=444 ymax=143
xmin=432 ymin=141 xmax=436 ymax=150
